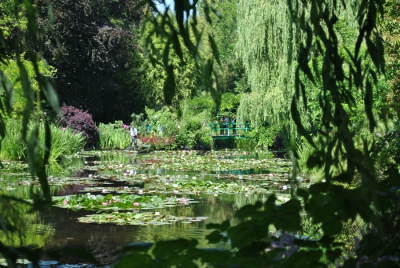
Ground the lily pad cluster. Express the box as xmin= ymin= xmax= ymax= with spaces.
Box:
xmin=81 ymin=150 xmax=292 ymax=174
xmin=53 ymin=193 xmax=198 ymax=211
xmin=77 ymin=211 xmax=208 ymax=226
xmin=78 ymin=180 xmax=271 ymax=195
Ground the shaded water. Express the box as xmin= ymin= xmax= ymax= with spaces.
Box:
xmin=1 ymin=150 xmax=300 ymax=265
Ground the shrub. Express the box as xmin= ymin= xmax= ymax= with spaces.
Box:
xmin=57 ymin=103 xmax=99 ymax=146
xmin=98 ymin=122 xmax=131 ymax=150
xmin=140 ymin=136 xmax=176 ymax=150
xmin=0 ymin=119 xmax=85 ymax=162
xmin=0 ymin=119 xmax=25 ymax=160
xmin=46 ymin=125 xmax=85 ymax=161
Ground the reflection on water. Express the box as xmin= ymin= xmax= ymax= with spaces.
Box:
xmin=1 ymin=150 xmax=295 ymax=265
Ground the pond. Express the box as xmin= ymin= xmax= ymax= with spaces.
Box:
xmin=0 ymin=149 xmax=309 ymax=266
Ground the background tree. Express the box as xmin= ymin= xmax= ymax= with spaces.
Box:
xmin=198 ymin=0 xmax=247 ymax=94
xmin=235 ymin=0 xmax=299 ymax=130
xmin=381 ymin=0 xmax=400 ymax=117
xmin=140 ymin=10 xmax=202 ymax=111
xmin=36 ymin=0 xmax=147 ymax=123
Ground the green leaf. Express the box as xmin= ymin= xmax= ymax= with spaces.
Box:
xmin=208 ymin=35 xmax=220 ymax=66
xmin=206 ymin=230 xmax=222 ymax=244
xmin=326 ymin=248 xmax=341 ymax=263
xmin=319 ymin=235 xmax=334 ymax=248
xmin=297 ymin=188 xmax=308 ymax=201
xmin=322 ymin=216 xmax=342 ymax=235
xmin=235 ymin=202 xmax=262 ymax=220
xmin=41 ymin=78 xmax=59 ymax=114
xmin=357 ymin=233 xmax=381 ymax=256
xmin=309 ymin=183 xmax=329 ymax=195
xmin=163 ymin=64 xmax=175 ymax=105
xmin=364 ymin=79 xmax=375 ymax=132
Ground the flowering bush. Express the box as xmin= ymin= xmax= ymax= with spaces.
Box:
xmin=140 ymin=135 xmax=176 ymax=150
xmin=57 ymin=103 xmax=99 ymax=145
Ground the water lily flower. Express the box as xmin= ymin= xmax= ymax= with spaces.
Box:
xmin=61 ymin=127 xmax=66 ymax=131
xmin=155 ymin=212 xmax=160 ymax=216
xmin=124 ymin=186 xmax=129 ymax=190
xmin=138 ymin=190 xmax=143 ymax=195
xmin=102 ymin=202 xmax=108 ymax=206
xmin=102 ymin=189 xmax=108 ymax=193
xmin=133 ymin=202 xmax=139 ymax=206
xmin=88 ymin=174 xmax=92 ymax=178
xmin=115 ymin=199 xmax=120 ymax=202
xmin=109 ymin=200 xmax=112 ymax=204
xmin=282 ymin=185 xmax=287 ymax=190
xmin=63 ymin=200 xmax=68 ymax=205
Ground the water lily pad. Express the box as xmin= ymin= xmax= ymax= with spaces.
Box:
xmin=77 ymin=211 xmax=208 ymax=225
xmin=53 ymin=193 xmax=197 ymax=211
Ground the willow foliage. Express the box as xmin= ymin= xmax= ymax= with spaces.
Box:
xmin=236 ymin=0 xmax=362 ymax=130
xmin=236 ymin=0 xmax=300 ymax=128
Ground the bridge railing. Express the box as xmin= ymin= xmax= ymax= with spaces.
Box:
xmin=209 ymin=123 xmax=252 ymax=137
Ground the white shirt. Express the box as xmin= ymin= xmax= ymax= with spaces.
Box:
xmin=130 ymin=127 xmax=137 ymax=137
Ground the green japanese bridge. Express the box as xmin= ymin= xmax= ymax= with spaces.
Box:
xmin=209 ymin=122 xmax=252 ymax=140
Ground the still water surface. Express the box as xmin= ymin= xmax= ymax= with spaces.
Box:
xmin=3 ymin=150 xmax=295 ymax=265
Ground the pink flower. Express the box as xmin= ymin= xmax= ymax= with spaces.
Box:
xmin=61 ymin=127 xmax=66 ymax=131
xmin=133 ymin=202 xmax=139 ymax=206
xmin=109 ymin=200 xmax=112 ymax=204
xmin=63 ymin=200 xmax=68 ymax=205
xmin=115 ymin=199 xmax=120 ymax=202
xmin=102 ymin=202 xmax=108 ymax=206
xmin=133 ymin=210 xmax=139 ymax=213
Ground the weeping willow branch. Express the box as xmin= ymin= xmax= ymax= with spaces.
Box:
xmin=236 ymin=0 xmax=301 ymax=129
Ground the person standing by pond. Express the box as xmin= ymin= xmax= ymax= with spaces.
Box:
xmin=128 ymin=124 xmax=138 ymax=151
xmin=220 ymin=116 xmax=225 ymax=135
xmin=231 ymin=116 xmax=236 ymax=134
xmin=224 ymin=115 xmax=230 ymax=135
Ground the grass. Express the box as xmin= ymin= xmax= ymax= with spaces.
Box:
xmin=0 ymin=119 xmax=85 ymax=162
xmin=98 ymin=123 xmax=130 ymax=150
xmin=44 ymin=125 xmax=86 ymax=162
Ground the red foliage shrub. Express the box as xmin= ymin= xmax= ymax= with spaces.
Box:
xmin=139 ymin=136 xmax=176 ymax=149
xmin=57 ymin=103 xmax=99 ymax=145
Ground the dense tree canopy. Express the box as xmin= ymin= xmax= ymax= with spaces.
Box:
xmin=36 ymin=0 xmax=146 ymax=123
